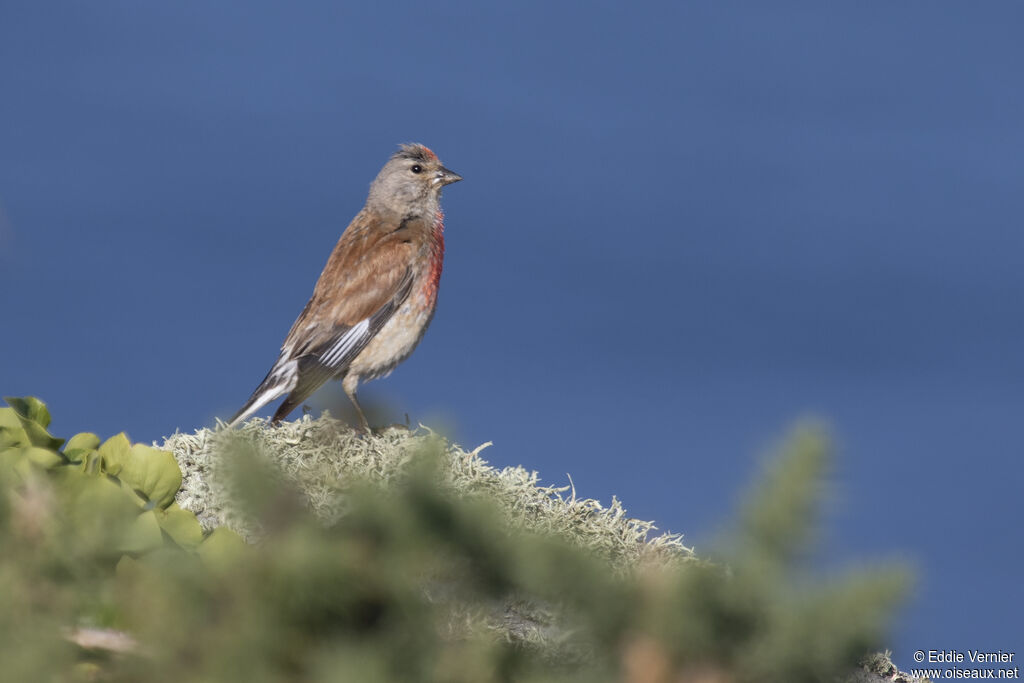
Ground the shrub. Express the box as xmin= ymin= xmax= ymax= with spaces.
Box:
xmin=0 ymin=397 xmax=910 ymax=682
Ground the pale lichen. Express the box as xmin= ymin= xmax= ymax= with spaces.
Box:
xmin=160 ymin=412 xmax=692 ymax=570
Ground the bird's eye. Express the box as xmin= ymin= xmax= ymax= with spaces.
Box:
xmin=411 ymin=164 xmax=422 ymax=174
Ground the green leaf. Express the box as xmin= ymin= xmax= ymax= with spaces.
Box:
xmin=66 ymin=432 xmax=101 ymax=451
xmin=198 ymin=527 xmax=248 ymax=569
xmin=64 ymin=432 xmax=101 ymax=464
xmin=0 ymin=406 xmax=28 ymax=449
xmin=0 ymin=446 xmax=64 ymax=482
xmin=158 ymin=503 xmax=204 ymax=550
xmin=115 ymin=554 xmax=145 ymax=580
xmin=0 ymin=449 xmax=32 ymax=483
xmin=98 ymin=433 xmax=132 ymax=476
xmin=51 ymin=468 xmax=142 ymax=549
xmin=3 ymin=396 xmax=64 ymax=450
xmin=120 ymin=510 xmax=164 ymax=554
xmin=0 ymin=406 xmax=22 ymax=429
xmin=3 ymin=396 xmax=52 ymax=428
xmin=21 ymin=421 xmax=65 ymax=451
xmin=115 ymin=444 xmax=183 ymax=510
xmin=21 ymin=446 xmax=65 ymax=469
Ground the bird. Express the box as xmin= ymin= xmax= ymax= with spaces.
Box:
xmin=227 ymin=143 xmax=462 ymax=430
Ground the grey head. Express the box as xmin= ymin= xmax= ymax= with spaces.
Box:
xmin=366 ymin=143 xmax=462 ymax=217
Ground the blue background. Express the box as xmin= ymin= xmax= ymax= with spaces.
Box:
xmin=2 ymin=1 xmax=1020 ymax=665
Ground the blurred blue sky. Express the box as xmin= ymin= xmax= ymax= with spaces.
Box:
xmin=2 ymin=1 xmax=1021 ymax=665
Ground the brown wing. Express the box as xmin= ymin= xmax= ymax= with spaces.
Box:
xmin=281 ymin=209 xmax=420 ymax=360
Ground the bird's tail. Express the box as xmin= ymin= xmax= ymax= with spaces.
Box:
xmin=226 ymin=357 xmax=298 ymax=428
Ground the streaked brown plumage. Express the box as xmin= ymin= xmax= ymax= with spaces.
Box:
xmin=228 ymin=143 xmax=461 ymax=429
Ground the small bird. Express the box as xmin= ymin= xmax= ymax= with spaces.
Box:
xmin=228 ymin=143 xmax=462 ymax=430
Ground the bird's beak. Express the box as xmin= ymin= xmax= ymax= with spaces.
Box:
xmin=436 ymin=166 xmax=463 ymax=186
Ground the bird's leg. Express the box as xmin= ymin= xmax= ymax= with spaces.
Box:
xmin=351 ymin=397 xmax=370 ymax=433
xmin=342 ymin=374 xmax=370 ymax=433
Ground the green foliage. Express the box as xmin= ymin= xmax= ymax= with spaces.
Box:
xmin=0 ymin=396 xmax=227 ymax=556
xmin=0 ymin=396 xmax=244 ymax=680
xmin=0 ymin=398 xmax=912 ymax=682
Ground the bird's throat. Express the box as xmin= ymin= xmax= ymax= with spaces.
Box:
xmin=421 ymin=209 xmax=445 ymax=303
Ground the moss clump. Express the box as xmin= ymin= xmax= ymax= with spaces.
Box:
xmin=164 ymin=414 xmax=691 ymax=569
